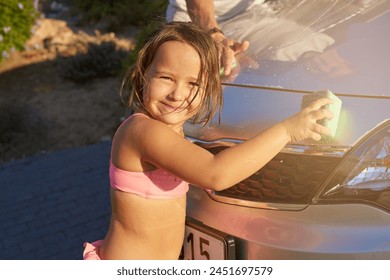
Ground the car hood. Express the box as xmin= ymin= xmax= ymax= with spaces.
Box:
xmin=185 ymin=1 xmax=390 ymax=148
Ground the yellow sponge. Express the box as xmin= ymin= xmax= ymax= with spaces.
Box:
xmin=301 ymin=90 xmax=342 ymax=139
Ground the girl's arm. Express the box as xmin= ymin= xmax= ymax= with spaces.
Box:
xmin=122 ymin=98 xmax=333 ymax=191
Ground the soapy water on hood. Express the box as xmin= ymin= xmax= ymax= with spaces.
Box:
xmin=220 ymin=0 xmax=382 ymax=62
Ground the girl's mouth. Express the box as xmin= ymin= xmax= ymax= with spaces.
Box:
xmin=161 ymin=102 xmax=185 ymax=112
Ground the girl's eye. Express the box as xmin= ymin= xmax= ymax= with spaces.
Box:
xmin=160 ymin=76 xmax=172 ymax=81
xmin=190 ymin=82 xmax=199 ymax=87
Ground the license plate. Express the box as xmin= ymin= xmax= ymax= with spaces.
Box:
xmin=182 ymin=219 xmax=235 ymax=260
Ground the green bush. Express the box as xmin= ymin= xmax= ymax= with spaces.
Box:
xmin=70 ymin=0 xmax=168 ymax=70
xmin=0 ymin=0 xmax=39 ymax=63
xmin=58 ymin=41 xmax=128 ymax=82
xmin=72 ymin=0 xmax=168 ymax=29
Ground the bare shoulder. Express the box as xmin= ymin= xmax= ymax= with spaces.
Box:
xmin=120 ymin=114 xmax=179 ymax=142
xmin=111 ymin=114 xmax=166 ymax=170
xmin=112 ymin=114 xmax=185 ymax=169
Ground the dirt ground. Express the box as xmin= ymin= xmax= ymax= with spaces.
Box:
xmin=0 ymin=9 xmax=137 ymax=164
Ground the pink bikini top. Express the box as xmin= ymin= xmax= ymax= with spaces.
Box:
xmin=110 ymin=162 xmax=189 ymax=199
xmin=109 ymin=113 xmax=189 ymax=199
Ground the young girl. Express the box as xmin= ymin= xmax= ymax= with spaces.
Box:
xmin=83 ymin=21 xmax=333 ymax=260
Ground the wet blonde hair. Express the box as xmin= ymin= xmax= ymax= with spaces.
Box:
xmin=120 ymin=21 xmax=222 ymax=125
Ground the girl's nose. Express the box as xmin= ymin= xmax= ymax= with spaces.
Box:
xmin=168 ymin=84 xmax=185 ymax=101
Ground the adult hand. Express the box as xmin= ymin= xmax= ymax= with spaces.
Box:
xmin=211 ymin=32 xmax=250 ymax=76
xmin=221 ymin=51 xmax=259 ymax=82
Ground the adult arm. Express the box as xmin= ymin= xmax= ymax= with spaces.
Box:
xmin=185 ymin=0 xmax=249 ymax=76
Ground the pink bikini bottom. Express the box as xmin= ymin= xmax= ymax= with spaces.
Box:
xmin=83 ymin=240 xmax=103 ymax=260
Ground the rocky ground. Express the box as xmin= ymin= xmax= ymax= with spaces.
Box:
xmin=0 ymin=6 xmax=137 ymax=164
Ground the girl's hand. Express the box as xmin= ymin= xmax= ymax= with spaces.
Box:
xmin=282 ymin=97 xmax=334 ymax=142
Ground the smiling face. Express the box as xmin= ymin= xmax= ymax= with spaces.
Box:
xmin=143 ymin=41 xmax=204 ymax=133
xmin=125 ymin=22 xmax=223 ymax=129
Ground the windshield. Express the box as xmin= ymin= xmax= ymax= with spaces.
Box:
xmin=224 ymin=0 xmax=390 ymax=97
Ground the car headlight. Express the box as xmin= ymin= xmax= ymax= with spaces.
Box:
xmin=319 ymin=120 xmax=390 ymax=211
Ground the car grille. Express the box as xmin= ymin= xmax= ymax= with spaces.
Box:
xmin=208 ymin=146 xmax=341 ymax=205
